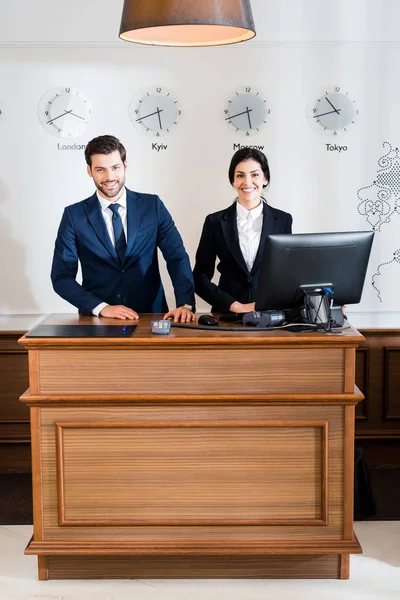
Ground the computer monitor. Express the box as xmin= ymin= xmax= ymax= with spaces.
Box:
xmin=255 ymin=231 xmax=374 ymax=314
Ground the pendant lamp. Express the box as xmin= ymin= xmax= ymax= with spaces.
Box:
xmin=119 ymin=0 xmax=256 ymax=47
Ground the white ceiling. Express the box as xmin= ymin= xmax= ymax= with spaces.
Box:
xmin=0 ymin=0 xmax=399 ymax=44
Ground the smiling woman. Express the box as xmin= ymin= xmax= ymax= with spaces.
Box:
xmin=193 ymin=147 xmax=293 ymax=314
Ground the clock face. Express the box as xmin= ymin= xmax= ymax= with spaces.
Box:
xmin=224 ymin=87 xmax=269 ymax=137
xmin=130 ymin=87 xmax=181 ymax=136
xmin=38 ymin=87 xmax=92 ymax=138
xmin=308 ymin=86 xmax=359 ymax=135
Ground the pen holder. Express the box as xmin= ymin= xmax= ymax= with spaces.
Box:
xmin=301 ymin=286 xmax=334 ymax=329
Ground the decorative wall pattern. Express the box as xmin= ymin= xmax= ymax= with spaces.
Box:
xmin=357 ymin=142 xmax=400 ymax=303
xmin=358 ymin=142 xmax=400 ymax=232
xmin=372 ymin=249 xmax=400 ymax=303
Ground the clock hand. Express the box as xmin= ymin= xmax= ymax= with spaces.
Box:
xmin=136 ymin=108 xmax=164 ymax=123
xmin=324 ymin=96 xmax=340 ymax=114
xmin=313 ymin=108 xmax=342 ymax=118
xmin=46 ymin=110 xmax=72 ymax=125
xmin=225 ymin=108 xmax=253 ymax=121
xmin=156 ymin=107 xmax=162 ymax=130
xmin=67 ymin=110 xmax=87 ymax=122
xmin=246 ymin=107 xmax=252 ymax=129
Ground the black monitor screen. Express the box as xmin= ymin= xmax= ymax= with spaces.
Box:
xmin=255 ymin=231 xmax=374 ymax=311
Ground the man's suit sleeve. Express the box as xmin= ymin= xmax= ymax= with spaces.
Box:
xmin=193 ymin=216 xmax=236 ymax=312
xmin=156 ymin=198 xmax=195 ymax=309
xmin=51 ymin=207 xmax=104 ymax=315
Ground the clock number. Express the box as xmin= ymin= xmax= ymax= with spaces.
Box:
xmin=245 ymin=87 xmax=251 ymax=92
xmin=178 ymin=110 xmax=181 ymax=115
xmin=224 ymin=110 xmax=228 ymax=114
xmin=135 ymin=109 xmax=138 ymax=114
xmin=267 ymin=109 xmax=271 ymax=114
xmin=156 ymin=132 xmax=160 ymax=137
xmin=335 ymin=86 xmax=340 ymax=92
xmin=65 ymin=88 xmax=70 ymax=93
xmin=356 ymin=110 xmax=359 ymax=115
xmin=333 ymin=131 xmax=338 ymax=136
xmin=156 ymin=88 xmax=161 ymax=93
xmin=246 ymin=131 xmax=250 ymax=136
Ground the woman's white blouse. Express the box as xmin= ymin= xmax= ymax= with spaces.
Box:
xmin=236 ymin=201 xmax=264 ymax=272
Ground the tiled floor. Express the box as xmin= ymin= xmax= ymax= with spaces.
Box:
xmin=0 ymin=522 xmax=399 ymax=600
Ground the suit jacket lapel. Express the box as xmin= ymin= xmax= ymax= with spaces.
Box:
xmin=251 ymin=202 xmax=277 ymax=274
xmin=221 ymin=202 xmax=249 ymax=275
xmin=124 ymin=189 xmax=141 ymax=262
xmin=83 ymin=193 xmax=119 ymax=265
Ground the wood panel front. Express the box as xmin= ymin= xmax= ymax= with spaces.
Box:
xmin=39 ymin=404 xmax=345 ymax=544
xmin=37 ymin=347 xmax=345 ymax=395
xmin=46 ymin=554 xmax=342 ymax=579
xmin=355 ymin=331 xmax=400 ymax=438
xmin=355 ymin=347 xmax=369 ymax=420
xmin=55 ymin=420 xmax=327 ymax=526
xmin=383 ymin=348 xmax=400 ymax=419
xmin=0 ymin=333 xmax=30 ymax=471
xmin=0 ymin=350 xmax=30 ymax=421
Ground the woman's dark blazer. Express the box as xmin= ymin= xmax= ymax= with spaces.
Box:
xmin=193 ymin=201 xmax=292 ymax=313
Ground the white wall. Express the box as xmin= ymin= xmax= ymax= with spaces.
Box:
xmin=1 ymin=1 xmax=400 ymax=319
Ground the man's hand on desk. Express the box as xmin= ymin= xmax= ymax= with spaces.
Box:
xmin=99 ymin=305 xmax=139 ymax=320
xmin=163 ymin=307 xmax=196 ymax=323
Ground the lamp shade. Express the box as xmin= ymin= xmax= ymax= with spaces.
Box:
xmin=119 ymin=0 xmax=256 ymax=47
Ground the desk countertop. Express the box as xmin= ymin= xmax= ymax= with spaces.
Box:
xmin=15 ymin=313 xmax=363 ymax=348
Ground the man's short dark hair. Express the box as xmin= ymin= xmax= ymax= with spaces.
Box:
xmin=84 ymin=135 xmax=127 ymax=167
xmin=228 ymin=147 xmax=270 ymax=188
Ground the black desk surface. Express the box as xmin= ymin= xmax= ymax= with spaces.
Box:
xmin=24 ymin=324 xmax=137 ymax=338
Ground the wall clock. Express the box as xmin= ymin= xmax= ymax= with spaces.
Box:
xmin=38 ymin=87 xmax=92 ymax=138
xmin=307 ymin=86 xmax=359 ymax=135
xmin=129 ymin=87 xmax=181 ymax=137
xmin=224 ymin=86 xmax=269 ymax=137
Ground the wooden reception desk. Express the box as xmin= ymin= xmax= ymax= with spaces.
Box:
xmin=19 ymin=314 xmax=363 ymax=580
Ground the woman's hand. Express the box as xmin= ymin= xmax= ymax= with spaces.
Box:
xmin=229 ymin=301 xmax=256 ymax=313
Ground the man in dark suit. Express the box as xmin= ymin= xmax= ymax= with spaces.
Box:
xmin=51 ymin=135 xmax=195 ymax=322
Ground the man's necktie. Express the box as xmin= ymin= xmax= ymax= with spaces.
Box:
xmin=108 ymin=203 xmax=127 ymax=262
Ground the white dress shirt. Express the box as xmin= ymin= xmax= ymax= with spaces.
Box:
xmin=236 ymin=200 xmax=264 ymax=272
xmin=92 ymin=189 xmax=127 ymax=316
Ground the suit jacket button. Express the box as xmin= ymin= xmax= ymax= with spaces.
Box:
xmin=121 ymin=269 xmax=125 ymax=273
